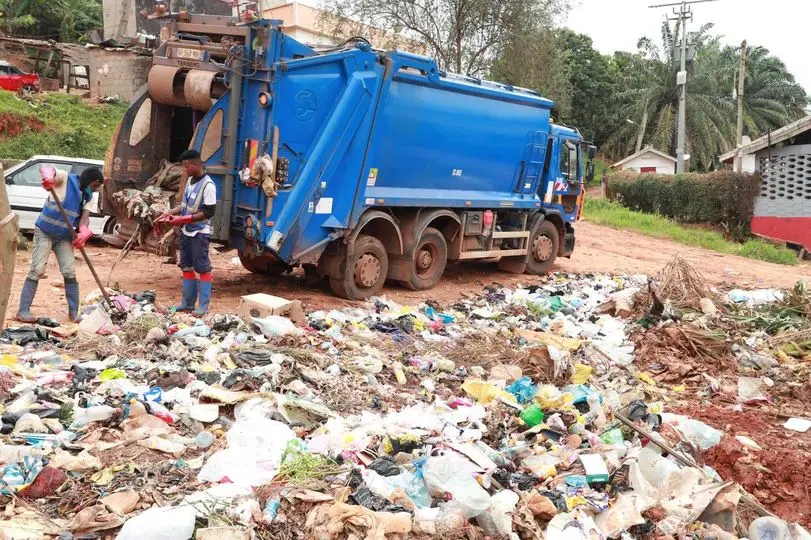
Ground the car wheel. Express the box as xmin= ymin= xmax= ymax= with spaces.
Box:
xmin=19 ymin=85 xmax=37 ymax=99
xmin=103 ymin=217 xmax=120 ymax=235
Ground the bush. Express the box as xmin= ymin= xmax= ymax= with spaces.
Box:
xmin=608 ymin=171 xmax=761 ymax=241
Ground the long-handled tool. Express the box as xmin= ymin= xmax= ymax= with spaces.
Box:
xmin=48 ymin=188 xmax=117 ymax=313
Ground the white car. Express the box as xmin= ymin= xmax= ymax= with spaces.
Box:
xmin=4 ymin=155 xmax=117 ymax=236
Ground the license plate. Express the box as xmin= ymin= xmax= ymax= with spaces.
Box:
xmin=174 ymin=47 xmax=203 ymax=60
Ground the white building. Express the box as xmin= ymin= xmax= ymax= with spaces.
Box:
xmin=610 ymin=146 xmax=677 ymax=174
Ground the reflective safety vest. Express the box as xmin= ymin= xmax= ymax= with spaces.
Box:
xmin=35 ymin=174 xmax=85 ymax=240
xmin=180 ymin=175 xmax=215 ymax=235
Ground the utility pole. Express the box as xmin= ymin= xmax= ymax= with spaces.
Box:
xmin=649 ymin=0 xmax=719 ymax=173
xmin=735 ymin=40 xmax=748 ymax=173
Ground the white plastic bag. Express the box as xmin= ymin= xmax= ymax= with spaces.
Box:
xmin=251 ymin=315 xmax=299 ymax=338
xmin=115 ymin=504 xmax=196 ymax=540
xmin=423 ymin=452 xmax=491 ymax=518
xmin=198 ymin=418 xmax=295 ymax=486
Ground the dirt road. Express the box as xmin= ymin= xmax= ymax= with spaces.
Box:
xmin=5 ymin=220 xmax=811 ymax=325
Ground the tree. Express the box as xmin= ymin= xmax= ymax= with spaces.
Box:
xmin=490 ymin=25 xmax=572 ymax=119
xmin=604 ymin=22 xmax=807 ymax=170
xmin=0 ymin=0 xmax=101 ymax=42
xmin=555 ymin=29 xmax=614 ymax=146
xmin=0 ymin=0 xmax=37 ymax=36
xmin=319 ymin=0 xmax=571 ymax=76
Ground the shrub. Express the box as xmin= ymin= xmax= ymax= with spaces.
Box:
xmin=607 ymin=170 xmax=761 ymax=241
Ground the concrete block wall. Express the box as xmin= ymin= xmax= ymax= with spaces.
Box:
xmin=88 ymin=49 xmax=151 ymax=102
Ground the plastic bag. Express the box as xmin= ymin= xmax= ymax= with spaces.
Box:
xmin=115 ymin=504 xmax=196 ymax=540
xmin=423 ymin=452 xmax=491 ymax=518
xmin=251 ymin=315 xmax=300 ymax=338
xmin=505 ymin=377 xmax=537 ymax=404
xmin=198 ymin=418 xmax=295 ymax=486
xmin=476 ymin=489 xmax=519 ymax=537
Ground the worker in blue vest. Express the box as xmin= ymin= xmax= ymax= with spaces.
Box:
xmin=154 ymin=149 xmax=217 ymax=315
xmin=16 ymin=166 xmax=103 ymax=323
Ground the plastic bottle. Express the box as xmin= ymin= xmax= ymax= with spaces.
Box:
xmin=748 ymin=516 xmax=790 ymax=540
xmin=138 ymin=435 xmax=186 ymax=454
xmin=73 ymin=405 xmax=120 ymax=426
xmin=128 ymin=399 xmax=147 ymax=418
xmin=7 ymin=391 xmax=37 ymax=414
xmin=147 ymin=402 xmax=178 ymax=424
xmin=392 ymin=362 xmax=407 ymax=385
xmin=587 ymin=393 xmax=607 ymax=431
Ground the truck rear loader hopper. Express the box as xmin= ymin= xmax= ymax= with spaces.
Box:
xmin=101 ymin=13 xmax=596 ymax=300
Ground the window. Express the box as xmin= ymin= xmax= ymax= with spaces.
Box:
xmin=74 ymin=163 xmax=101 ymax=177
xmin=0 ymin=66 xmax=9 ymax=75
xmin=560 ymin=140 xmax=578 ymax=182
xmin=129 ymin=98 xmax=152 ymax=146
xmin=9 ymin=66 xmax=23 ymax=75
xmin=12 ymin=161 xmax=72 ymax=187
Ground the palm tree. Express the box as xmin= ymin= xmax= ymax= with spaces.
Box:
xmin=605 ymin=22 xmax=808 ymax=171
xmin=606 ymin=22 xmax=735 ymax=170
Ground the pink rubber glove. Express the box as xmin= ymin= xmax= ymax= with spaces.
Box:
xmin=40 ymin=166 xmax=56 ymax=191
xmin=167 ymin=214 xmax=195 ymax=226
xmin=73 ymin=225 xmax=93 ymax=249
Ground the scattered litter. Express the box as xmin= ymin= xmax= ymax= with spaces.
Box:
xmin=0 ymin=262 xmax=808 ymax=538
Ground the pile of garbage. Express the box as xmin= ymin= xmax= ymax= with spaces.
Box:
xmin=1 ymin=260 xmax=809 ymax=540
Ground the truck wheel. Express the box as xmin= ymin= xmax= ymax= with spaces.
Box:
xmin=399 ymin=227 xmax=447 ymax=290
xmin=329 ymin=235 xmax=388 ymax=300
xmin=525 ymin=220 xmax=559 ymax=275
xmin=239 ymin=251 xmax=287 ymax=276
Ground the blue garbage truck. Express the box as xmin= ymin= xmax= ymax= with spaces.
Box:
xmin=102 ymin=13 xmax=596 ymax=299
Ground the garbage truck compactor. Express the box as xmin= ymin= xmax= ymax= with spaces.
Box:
xmin=102 ymin=13 xmax=596 ymax=300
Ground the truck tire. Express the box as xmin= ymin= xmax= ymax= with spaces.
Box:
xmin=238 ymin=251 xmax=287 ymax=276
xmin=525 ymin=220 xmax=559 ymax=274
xmin=399 ymin=227 xmax=447 ymax=290
xmin=329 ymin=235 xmax=389 ymax=300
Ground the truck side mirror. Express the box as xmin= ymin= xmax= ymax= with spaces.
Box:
xmin=587 ymin=145 xmax=597 ymax=160
xmin=586 ymin=161 xmax=596 ymax=183
xmin=4 ymin=175 xmax=13 ymax=185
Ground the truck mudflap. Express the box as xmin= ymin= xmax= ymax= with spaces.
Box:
xmin=563 ymin=222 xmax=575 ymax=257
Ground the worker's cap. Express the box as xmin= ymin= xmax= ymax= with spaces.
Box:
xmin=39 ymin=166 xmax=56 ymax=182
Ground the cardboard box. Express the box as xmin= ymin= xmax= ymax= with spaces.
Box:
xmin=237 ymin=293 xmax=304 ymax=323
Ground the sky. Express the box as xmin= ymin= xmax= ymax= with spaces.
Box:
xmin=566 ymin=0 xmax=811 ymax=94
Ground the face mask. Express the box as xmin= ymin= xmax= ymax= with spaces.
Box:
xmin=84 ymin=186 xmax=94 ymax=200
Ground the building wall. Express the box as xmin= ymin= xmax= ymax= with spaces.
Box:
xmin=754 ymin=144 xmax=811 ymax=218
xmin=88 ymin=49 xmax=151 ymax=102
xmin=618 ymin=152 xmax=675 ymax=174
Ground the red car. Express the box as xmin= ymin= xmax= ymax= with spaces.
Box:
xmin=0 ymin=61 xmax=40 ymax=96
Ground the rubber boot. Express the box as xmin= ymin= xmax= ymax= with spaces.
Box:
xmin=65 ymin=279 xmax=81 ymax=322
xmin=176 ymin=272 xmax=197 ymax=312
xmin=194 ymin=274 xmax=212 ymax=316
xmin=15 ymin=278 xmax=39 ymax=323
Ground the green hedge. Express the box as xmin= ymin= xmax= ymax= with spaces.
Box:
xmin=608 ymin=171 xmax=761 ymax=241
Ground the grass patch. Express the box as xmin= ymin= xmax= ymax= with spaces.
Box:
xmin=584 ymin=197 xmax=798 ymax=266
xmin=0 ymin=90 xmax=126 ymax=160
